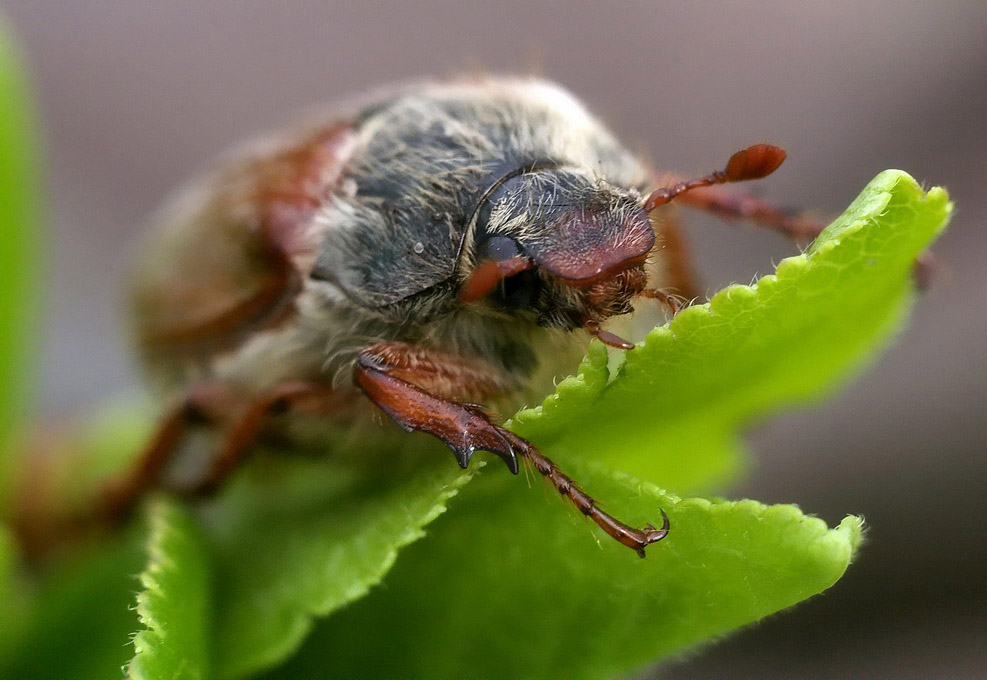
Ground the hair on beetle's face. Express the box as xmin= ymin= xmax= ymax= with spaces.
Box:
xmin=460 ymin=167 xmax=655 ymax=333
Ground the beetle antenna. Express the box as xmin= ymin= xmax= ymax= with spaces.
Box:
xmin=644 ymin=144 xmax=787 ymax=212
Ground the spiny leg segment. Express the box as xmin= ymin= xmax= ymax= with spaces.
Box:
xmin=355 ymin=343 xmax=669 ymax=556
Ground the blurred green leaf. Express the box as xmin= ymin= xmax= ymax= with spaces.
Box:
xmin=129 ymin=497 xmax=212 ymax=680
xmin=0 ymin=531 xmax=144 ymax=679
xmin=0 ymin=407 xmax=153 ymax=678
xmin=0 ymin=14 xmax=44 ymax=501
xmin=510 ymin=170 xmax=951 ymax=493
xmin=0 ymin=526 xmax=20 ymax=660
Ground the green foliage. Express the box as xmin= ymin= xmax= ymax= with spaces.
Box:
xmin=0 ymin=28 xmax=953 ymax=678
xmin=205 ymin=446 xmax=478 ymax=678
xmin=130 ymin=498 xmax=211 ymax=680
xmin=0 ymin=533 xmax=144 ymax=679
xmin=0 ymin=16 xmax=43 ymax=502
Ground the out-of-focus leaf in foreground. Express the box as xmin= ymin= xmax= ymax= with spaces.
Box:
xmin=129 ymin=497 xmax=211 ymax=680
xmin=510 ymin=170 xmax=952 ymax=493
xmin=0 ymin=13 xmax=43 ymax=503
xmin=0 ymin=415 xmax=148 ymax=679
xmin=204 ymin=446 xmax=478 ymax=679
xmin=0 ymin=532 xmax=144 ymax=680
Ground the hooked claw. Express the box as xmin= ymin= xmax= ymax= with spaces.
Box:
xmin=634 ymin=508 xmax=671 ymax=558
xmin=450 ymin=430 xmax=520 ymax=475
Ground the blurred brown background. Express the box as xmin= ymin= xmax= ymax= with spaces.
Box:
xmin=4 ymin=1 xmax=985 ymax=678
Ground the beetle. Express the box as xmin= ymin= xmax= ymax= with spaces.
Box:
xmin=97 ymin=77 xmax=829 ymax=557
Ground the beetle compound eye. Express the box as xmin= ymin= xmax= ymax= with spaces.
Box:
xmin=481 ymin=235 xmax=522 ymax=261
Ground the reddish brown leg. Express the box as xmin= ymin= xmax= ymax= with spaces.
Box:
xmin=501 ymin=429 xmax=669 ymax=557
xmin=97 ymin=386 xmax=221 ymax=525
xmin=674 ymin=183 xmax=936 ymax=285
xmin=673 ymin=183 xmax=828 ymax=241
xmin=655 ymin=208 xmax=703 ymax=302
xmin=355 ymin=344 xmax=518 ymax=472
xmin=354 ymin=343 xmax=670 ymax=556
xmin=99 ymin=380 xmax=334 ymax=522
xmin=173 ymin=381 xmax=333 ymax=497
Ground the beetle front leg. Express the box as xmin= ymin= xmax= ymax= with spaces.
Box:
xmin=354 ymin=344 xmax=519 ymax=473
xmin=354 ymin=343 xmax=670 ymax=556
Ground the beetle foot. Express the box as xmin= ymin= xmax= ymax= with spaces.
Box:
xmin=449 ymin=422 xmax=520 ymax=475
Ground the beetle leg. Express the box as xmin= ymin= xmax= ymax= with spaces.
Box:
xmin=354 ymin=343 xmax=670 ymax=556
xmin=99 ymin=380 xmax=336 ymax=522
xmin=499 ymin=429 xmax=669 ymax=557
xmin=670 ymin=182 xmax=829 ymax=242
xmin=355 ymin=344 xmax=519 ymax=473
xmin=172 ymin=381 xmax=336 ymax=498
xmin=654 ymin=207 xmax=703 ymax=302
xmin=659 ymin=177 xmax=935 ymax=287
xmin=97 ymin=383 xmax=227 ymax=525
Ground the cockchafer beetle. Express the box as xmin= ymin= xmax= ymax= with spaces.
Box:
xmin=90 ymin=77 xmax=835 ymax=556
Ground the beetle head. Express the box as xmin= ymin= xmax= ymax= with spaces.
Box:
xmin=460 ymin=168 xmax=655 ymax=337
xmin=460 ymin=145 xmax=787 ymax=346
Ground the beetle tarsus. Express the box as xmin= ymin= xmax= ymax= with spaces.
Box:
xmin=635 ymin=509 xmax=671 ymax=557
xmin=500 ymin=429 xmax=670 ymax=556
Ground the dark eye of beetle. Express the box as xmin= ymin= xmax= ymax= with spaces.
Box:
xmin=493 ymin=268 xmax=541 ymax=309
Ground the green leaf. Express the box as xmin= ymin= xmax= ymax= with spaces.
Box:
xmin=0 ymin=14 xmax=44 ymax=503
xmin=0 ymin=410 xmax=154 ymax=679
xmin=510 ymin=170 xmax=952 ymax=493
xmin=0 ymin=532 xmax=145 ymax=679
xmin=0 ymin=525 xmax=21 ymax=658
xmin=206 ymin=443 xmax=479 ymax=679
xmin=129 ymin=497 xmax=212 ymax=680
xmin=272 ymin=463 xmax=862 ymax=679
